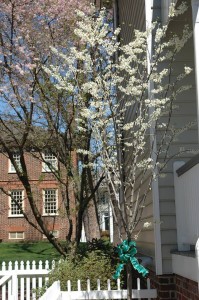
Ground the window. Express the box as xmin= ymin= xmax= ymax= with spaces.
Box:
xmin=9 ymin=190 xmax=24 ymax=217
xmin=43 ymin=230 xmax=59 ymax=239
xmin=99 ymin=193 xmax=108 ymax=205
xmin=100 ymin=212 xmax=110 ymax=231
xmin=9 ymin=153 xmax=21 ymax=173
xmin=43 ymin=189 xmax=58 ymax=215
xmin=42 ymin=153 xmax=57 ymax=172
xmin=104 ymin=213 xmax=110 ymax=231
xmin=9 ymin=232 xmax=24 ymax=239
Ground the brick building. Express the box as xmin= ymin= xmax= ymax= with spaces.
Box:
xmin=0 ymin=151 xmax=76 ymax=242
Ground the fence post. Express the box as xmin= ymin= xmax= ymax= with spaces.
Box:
xmin=12 ymin=274 xmax=18 ymax=300
xmin=196 ymin=237 xmax=199 ymax=290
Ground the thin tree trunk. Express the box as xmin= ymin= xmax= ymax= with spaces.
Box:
xmin=127 ymin=262 xmax=132 ymax=300
xmin=76 ymin=206 xmax=84 ymax=244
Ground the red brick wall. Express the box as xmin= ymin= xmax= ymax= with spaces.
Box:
xmin=175 ymin=274 xmax=199 ymax=300
xmin=149 ymin=271 xmax=176 ymax=300
xmin=0 ymin=152 xmax=75 ymax=242
xmin=145 ymin=270 xmax=199 ymax=300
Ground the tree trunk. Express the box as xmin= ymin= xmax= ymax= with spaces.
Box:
xmin=83 ymin=203 xmax=101 ymax=241
xmin=127 ymin=262 xmax=132 ymax=300
xmin=76 ymin=207 xmax=84 ymax=245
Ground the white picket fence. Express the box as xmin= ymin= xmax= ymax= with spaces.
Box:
xmin=0 ymin=260 xmax=53 ymax=300
xmin=40 ymin=278 xmax=157 ymax=300
xmin=0 ymin=260 xmax=157 ymax=300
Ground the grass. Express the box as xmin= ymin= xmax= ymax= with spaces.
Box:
xmin=0 ymin=241 xmax=63 ymax=264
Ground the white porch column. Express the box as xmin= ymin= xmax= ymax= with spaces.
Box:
xmin=192 ymin=0 xmax=199 ymax=142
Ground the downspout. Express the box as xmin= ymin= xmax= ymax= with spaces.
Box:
xmin=145 ymin=0 xmax=163 ymax=275
xmin=191 ymin=0 xmax=199 ymax=142
xmin=112 ymin=0 xmax=120 ymax=64
xmin=191 ymin=1 xmax=199 ymax=285
xmin=112 ymin=0 xmax=119 ymax=29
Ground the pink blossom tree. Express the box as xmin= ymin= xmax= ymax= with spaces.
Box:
xmin=0 ymin=0 xmax=104 ymax=256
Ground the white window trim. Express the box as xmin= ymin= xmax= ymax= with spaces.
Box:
xmin=9 ymin=232 xmax=24 ymax=240
xmin=42 ymin=189 xmax=58 ymax=216
xmin=42 ymin=153 xmax=58 ymax=173
xmin=8 ymin=190 xmax=24 ymax=217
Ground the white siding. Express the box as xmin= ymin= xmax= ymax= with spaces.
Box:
xmin=154 ymin=1 xmax=199 ymax=273
xmin=117 ymin=0 xmax=146 ymax=45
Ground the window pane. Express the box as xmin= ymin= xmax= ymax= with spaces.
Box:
xmin=9 ymin=232 xmax=16 ymax=239
xmin=104 ymin=214 xmax=110 ymax=231
xmin=44 ymin=189 xmax=57 ymax=214
xmin=10 ymin=190 xmax=23 ymax=215
xmin=43 ymin=153 xmax=57 ymax=172
xmin=10 ymin=153 xmax=21 ymax=172
xmin=16 ymin=232 xmax=24 ymax=239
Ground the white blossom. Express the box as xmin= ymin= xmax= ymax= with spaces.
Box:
xmin=143 ymin=222 xmax=152 ymax=228
xmin=184 ymin=66 xmax=192 ymax=75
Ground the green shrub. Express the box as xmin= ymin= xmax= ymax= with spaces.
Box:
xmin=48 ymin=250 xmax=119 ymax=291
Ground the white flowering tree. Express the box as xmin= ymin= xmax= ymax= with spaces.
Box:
xmin=44 ymin=2 xmax=193 ymax=296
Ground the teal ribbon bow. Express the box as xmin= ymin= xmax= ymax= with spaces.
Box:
xmin=113 ymin=240 xmax=149 ymax=279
